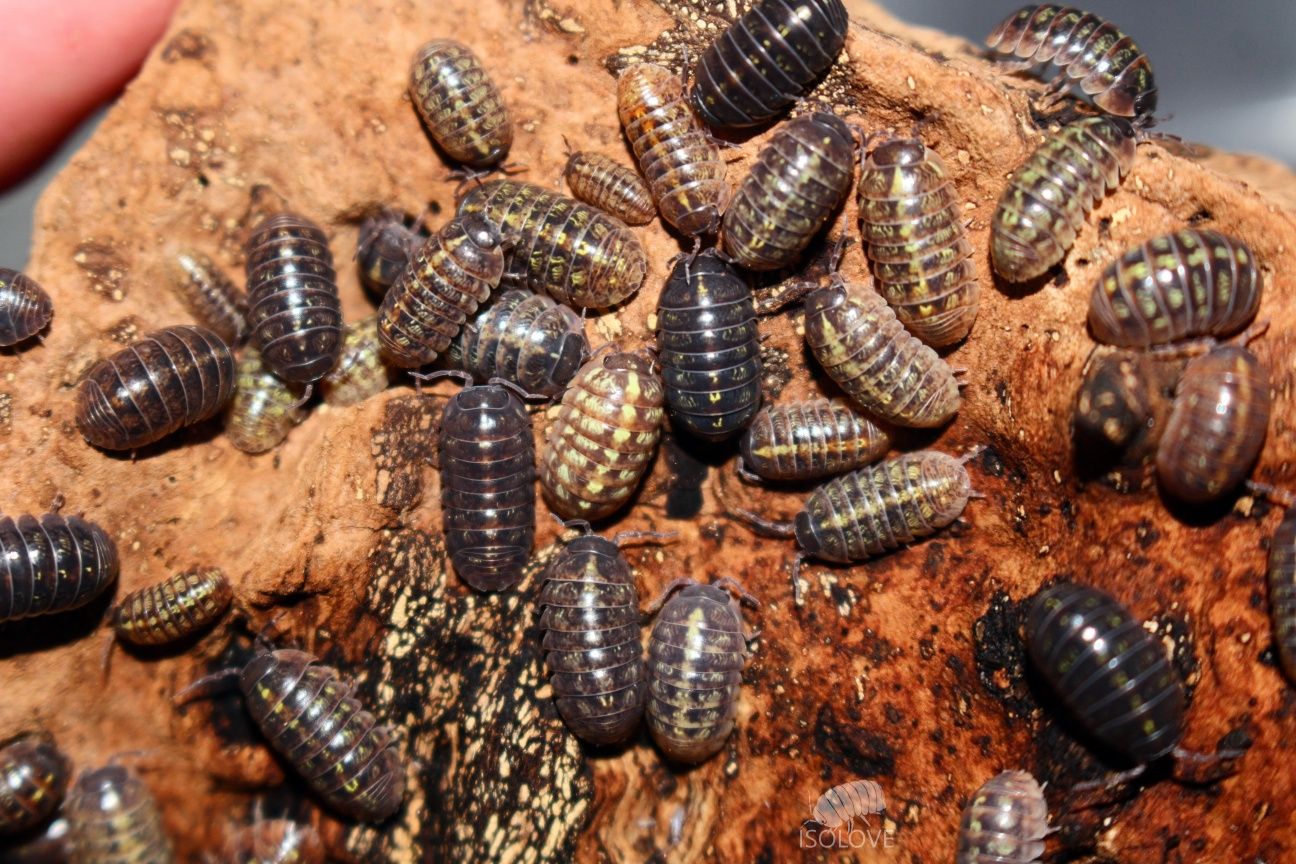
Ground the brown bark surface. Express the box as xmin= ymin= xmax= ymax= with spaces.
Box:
xmin=3 ymin=0 xmax=1296 ymax=861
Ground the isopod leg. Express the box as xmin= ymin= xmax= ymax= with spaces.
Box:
xmin=610 ymin=529 xmax=679 ymax=548
xmin=173 ymin=668 xmax=242 ymax=706
xmin=1170 ymin=745 xmax=1244 ymax=783
xmin=713 ymin=576 xmax=760 ymax=610
xmin=735 ymin=457 xmax=764 ymax=484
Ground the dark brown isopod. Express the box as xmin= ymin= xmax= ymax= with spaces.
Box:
xmin=440 ymin=384 xmax=535 ymax=591
xmin=65 ymin=764 xmax=174 ymax=863
xmin=955 ymin=771 xmax=1049 ymax=864
xmin=168 ymin=250 xmax=250 ymax=345
xmin=0 ymin=268 xmax=53 ymax=347
xmin=111 ymin=567 xmax=232 ymax=647
xmin=1156 ymin=344 xmax=1270 ymax=503
xmin=0 ymin=510 xmax=119 ymax=622
xmin=721 ymin=112 xmax=854 ymax=271
xmin=646 ymin=578 xmax=757 ymax=764
xmin=538 ymin=534 xmax=647 ymax=745
xmin=617 ymin=63 xmax=728 ymax=237
xmin=987 ymin=5 xmax=1156 ymax=117
xmin=1088 ymin=230 xmax=1262 ymax=349
xmin=221 ymin=818 xmax=324 ymax=864
xmin=245 ymin=213 xmax=343 ymax=384
xmin=1073 ymin=347 xmax=1182 ymax=469
xmin=563 ymin=149 xmax=656 ymax=226
xmin=450 ymin=290 xmax=589 ymax=399
xmin=0 ymin=735 xmax=70 ymax=836
xmin=357 ymin=210 xmax=428 ymax=296
xmin=409 ymin=39 xmax=512 ymax=169
xmin=739 ymin=398 xmax=891 ymax=482
xmin=1264 ymin=497 xmax=1296 ymax=685
xmin=76 ymin=324 xmax=235 ymax=450
xmin=690 ymin=0 xmax=849 ymax=130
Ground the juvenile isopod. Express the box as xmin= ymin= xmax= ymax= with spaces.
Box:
xmin=656 ymin=251 xmax=762 ymax=441
xmin=804 ymin=278 xmax=960 ymax=428
xmin=409 ymin=39 xmax=512 ymax=169
xmin=0 ymin=508 xmax=119 ymax=622
xmin=617 ymin=63 xmax=728 ymax=237
xmin=0 ymin=735 xmax=70 ymax=836
xmin=540 ymin=350 xmax=666 ymax=521
xmin=245 ymin=212 xmax=343 ymax=384
xmin=0 ymin=268 xmax=53 ymax=347
xmin=221 ymin=817 xmax=324 ymax=864
xmin=225 ymin=347 xmax=307 ymax=454
xmin=319 ymin=316 xmax=391 ymax=406
xmin=357 ymin=210 xmax=428 ymax=296
xmin=646 ymin=578 xmax=758 ymax=764
xmin=65 ymin=764 xmax=174 ymax=863
xmin=111 ymin=568 xmax=232 ymax=648
xmin=76 ymin=324 xmax=235 ymax=451
xmin=690 ymin=0 xmax=849 ymax=130
xmin=450 ymin=290 xmax=588 ymax=399
xmin=168 ymin=249 xmax=250 ymax=345
xmin=954 ymin=770 xmax=1048 ymax=864
xmin=739 ymin=398 xmax=891 ymax=482
xmin=563 ymin=148 xmax=656 ymax=226
xmin=1088 ymin=230 xmax=1261 ymax=349
xmin=811 ymin=780 xmax=886 ymax=828
xmin=721 ymin=112 xmax=854 ymax=271
xmin=987 ymin=5 xmax=1156 ymax=117
xmin=457 ymin=179 xmax=647 ymax=309
xmin=857 ymin=137 xmax=979 ymax=346
xmin=992 ymin=117 xmax=1137 ymax=283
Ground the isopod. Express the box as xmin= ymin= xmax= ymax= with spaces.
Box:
xmin=656 ymin=251 xmax=762 ymax=441
xmin=450 ymin=290 xmax=589 ymax=399
xmin=563 ymin=149 xmax=656 ymax=226
xmin=65 ymin=764 xmax=174 ymax=863
xmin=221 ymin=818 xmax=324 ymax=864
xmin=987 ymin=5 xmax=1156 ymax=117
xmin=168 ymin=249 xmax=250 ymax=345
xmin=617 ymin=63 xmax=728 ymax=237
xmin=111 ymin=568 xmax=232 ymax=647
xmin=954 ymin=771 xmax=1048 ymax=864
xmin=992 ymin=117 xmax=1137 ymax=283
xmin=76 ymin=324 xmax=235 ymax=451
xmin=1073 ymin=347 xmax=1181 ymax=460
xmin=245 ymin=212 xmax=343 ymax=384
xmin=225 ymin=347 xmax=307 ymax=454
xmin=0 ymin=509 xmax=118 ymax=622
xmin=1256 ymin=487 xmax=1296 ymax=685
xmin=690 ymin=0 xmax=849 ymax=130
xmin=857 ymin=137 xmax=979 ymax=346
xmin=1088 ymin=230 xmax=1261 ymax=349
xmin=409 ymin=39 xmax=512 ymax=169
xmin=739 ymin=398 xmax=891 ymax=482
xmin=0 ymin=735 xmax=70 ymax=836
xmin=540 ymin=350 xmax=666 ymax=521
xmin=0 ymin=268 xmax=53 ymax=347
xmin=646 ymin=578 xmax=757 ymax=765
xmin=721 ymin=112 xmax=854 ymax=271
xmin=357 ymin=210 xmax=428 ymax=296
xmin=319 ymin=316 xmax=391 ymax=406
xmin=811 ymin=780 xmax=886 ymax=828
xmin=457 ymin=179 xmax=647 ymax=309
xmin=804 ymin=278 xmax=960 ymax=428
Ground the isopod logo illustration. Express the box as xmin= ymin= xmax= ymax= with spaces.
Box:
xmin=800 ymin=779 xmax=896 ymax=849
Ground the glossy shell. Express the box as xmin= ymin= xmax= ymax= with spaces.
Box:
xmin=320 ymin=316 xmax=391 ymax=407
xmin=1267 ymin=507 xmax=1296 ymax=684
xmin=1073 ymin=348 xmax=1181 ymax=463
xmin=987 ymin=5 xmax=1156 ymax=116
xmin=225 ymin=347 xmax=307 ymax=454
xmin=457 ymin=179 xmax=647 ymax=309
xmin=221 ymin=819 xmax=325 ymax=864
xmin=538 ymin=535 xmax=647 ymax=745
xmin=1156 ymin=345 xmax=1270 ymax=503
xmin=804 ymin=280 xmax=960 ymax=428
xmin=740 ymin=398 xmax=891 ymax=482
xmin=409 ymin=39 xmax=512 ymax=169
xmin=0 ymin=736 xmax=70 ymax=836
xmin=111 ymin=568 xmax=232 ymax=647
xmin=656 ymin=251 xmax=762 ymax=441
xmin=440 ymin=385 xmax=536 ymax=592
xmin=563 ymin=151 xmax=656 ymax=225
xmin=540 ymin=351 xmax=666 ymax=521
xmin=449 ymin=290 xmax=589 ymax=399
xmin=690 ymin=0 xmax=849 ymax=129
xmin=954 ymin=771 xmax=1048 ymax=864
xmin=1026 ymin=582 xmax=1185 ymax=762
xmin=721 ymin=112 xmax=854 ymax=271
xmin=357 ymin=210 xmax=427 ymax=296
xmin=168 ymin=250 xmax=250 ymax=345
xmin=0 ymin=268 xmax=53 ymax=347
xmin=0 ymin=513 xmax=119 ymax=622
xmin=65 ymin=765 xmax=174 ymax=864
xmin=618 ymin=64 xmax=728 ymax=237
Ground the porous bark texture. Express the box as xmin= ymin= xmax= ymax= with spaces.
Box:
xmin=3 ymin=0 xmax=1296 ymax=861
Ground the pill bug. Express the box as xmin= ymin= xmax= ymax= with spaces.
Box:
xmin=563 ymin=149 xmax=656 ymax=226
xmin=690 ymin=0 xmax=849 ymax=130
xmin=65 ymin=764 xmax=174 ymax=864
xmin=656 ymin=251 xmax=762 ymax=441
xmin=992 ymin=117 xmax=1137 ymax=283
xmin=1088 ymin=230 xmax=1262 ymax=349
xmin=856 ymin=137 xmax=979 ymax=347
xmin=1156 ymin=344 xmax=1270 ymax=503
xmin=221 ymin=818 xmax=325 ymax=864
xmin=320 ymin=316 xmax=391 ymax=407
xmin=245 ymin=212 xmax=343 ymax=384
xmin=739 ymin=398 xmax=891 ymax=482
xmin=1073 ymin=348 xmax=1181 ymax=464
xmin=111 ymin=568 xmax=232 ymax=648
xmin=1262 ymin=495 xmax=1296 ymax=684
xmin=954 ymin=770 xmax=1048 ymax=864
xmin=357 ymin=210 xmax=428 ymax=296
xmin=540 ymin=350 xmax=666 ymax=521
xmin=440 ymin=384 xmax=536 ymax=591
xmin=0 ymin=735 xmax=71 ymax=836
xmin=0 ymin=510 xmax=119 ymax=623
xmin=225 ymin=347 xmax=307 ymax=454
xmin=811 ymin=780 xmax=886 ymax=828
xmin=617 ymin=63 xmax=728 ymax=237
xmin=409 ymin=39 xmax=512 ymax=169
xmin=804 ymin=279 xmax=960 ymax=428
xmin=537 ymin=534 xmax=648 ymax=745
xmin=76 ymin=324 xmax=235 ymax=451
xmin=449 ymin=290 xmax=589 ymax=399
xmin=168 ymin=250 xmax=250 ymax=346
xmin=986 ymin=5 xmax=1156 ymax=117
xmin=646 ymin=578 xmax=757 ymax=765
xmin=0 ymin=268 xmax=53 ymax=347
xmin=721 ymin=112 xmax=854 ymax=272
xmin=457 ymin=179 xmax=647 ymax=309
xmin=1026 ymin=582 xmax=1184 ymax=763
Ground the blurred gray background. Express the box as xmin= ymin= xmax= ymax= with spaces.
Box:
xmin=2 ymin=1 xmax=1294 ymax=269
